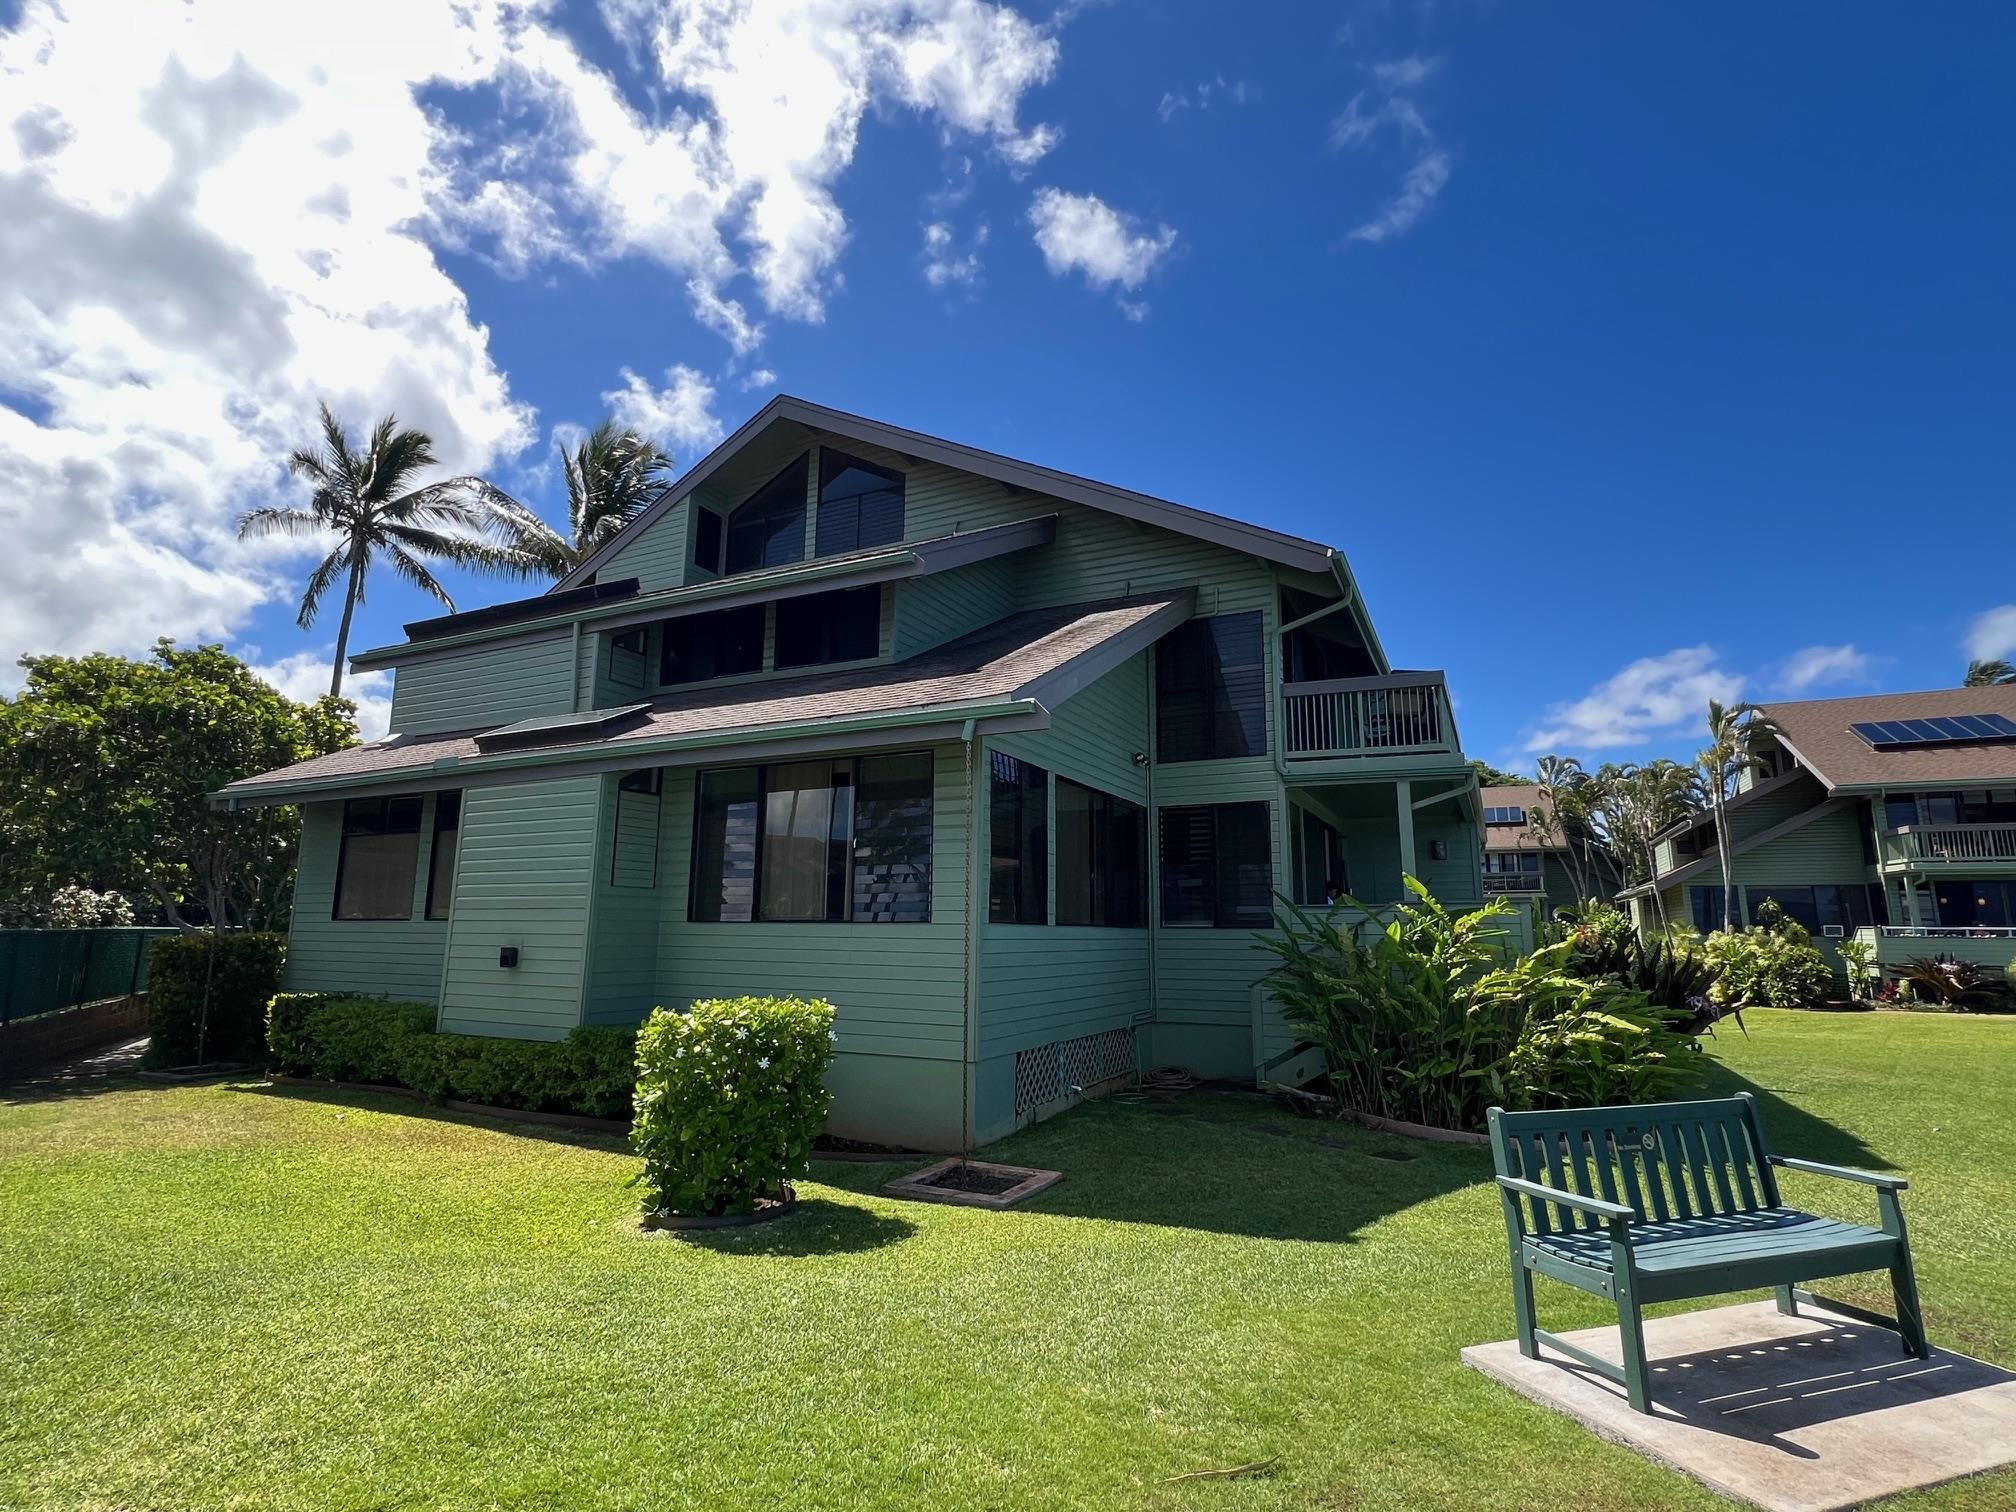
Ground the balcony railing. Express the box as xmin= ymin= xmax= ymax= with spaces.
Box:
xmin=1483 ymin=874 xmax=1546 ymax=895
xmin=1281 ymin=671 xmax=1454 ymax=759
xmin=1881 ymin=824 xmax=2016 ymax=866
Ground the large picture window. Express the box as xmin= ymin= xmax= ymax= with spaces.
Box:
xmin=1155 ymin=612 xmax=1267 ymax=763
xmin=775 ymin=585 xmax=882 ymax=669
xmin=335 ymin=794 xmax=423 ymax=920
xmin=989 ymin=752 xmax=1048 ymax=924
xmin=424 ymin=791 xmax=461 ymax=920
xmin=690 ymin=753 xmax=933 ymax=923
xmin=816 ymin=449 xmax=905 ymax=556
xmin=724 ymin=455 xmax=809 ymax=575
xmin=1055 ymin=778 xmax=1145 ymax=927
xmin=1160 ymin=802 xmax=1273 ymax=928
xmin=660 ymin=604 xmax=765 ymax=685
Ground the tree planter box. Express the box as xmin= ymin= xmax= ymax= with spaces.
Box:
xmin=883 ymin=1158 xmax=1062 ymax=1209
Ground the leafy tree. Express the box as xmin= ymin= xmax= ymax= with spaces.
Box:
xmin=239 ymin=403 xmax=530 ymax=696
xmin=1469 ymin=758 xmax=1531 ymax=787
xmin=487 ymin=420 xmax=674 ymax=578
xmin=1965 ymin=658 xmax=2016 ymax=687
xmin=1592 ymin=759 xmax=1698 ymax=931
xmin=0 ymin=642 xmax=357 ymax=931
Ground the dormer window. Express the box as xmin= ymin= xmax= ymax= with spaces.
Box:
xmin=724 ymin=455 xmax=809 ymax=575
xmin=816 ymin=449 xmax=904 ymax=555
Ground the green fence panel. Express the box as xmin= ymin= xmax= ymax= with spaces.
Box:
xmin=0 ymin=928 xmax=178 ymax=1024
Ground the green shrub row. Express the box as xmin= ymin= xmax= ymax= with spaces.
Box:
xmin=144 ymin=932 xmax=287 ymax=1069
xmin=267 ymin=994 xmax=637 ymax=1120
xmin=633 ymin=996 xmax=836 ymax=1217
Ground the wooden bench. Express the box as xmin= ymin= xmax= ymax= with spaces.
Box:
xmin=1487 ymin=1093 xmax=1927 ymax=1413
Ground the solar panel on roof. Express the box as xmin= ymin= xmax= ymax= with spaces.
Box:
xmin=1849 ymin=712 xmax=2016 ymax=750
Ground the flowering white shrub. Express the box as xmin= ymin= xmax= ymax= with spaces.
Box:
xmin=631 ymin=996 xmax=836 ymax=1217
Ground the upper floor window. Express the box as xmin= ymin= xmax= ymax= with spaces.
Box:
xmin=692 ymin=506 xmax=724 ymax=574
xmin=988 ymin=752 xmax=1048 ymax=924
xmin=661 ymin=604 xmax=765 ymax=685
xmin=1055 ymin=778 xmax=1146 ymax=927
xmin=689 ymin=753 xmax=933 ymax=923
xmin=1482 ymin=805 xmax=1527 ymax=825
xmin=1156 ymin=612 xmax=1267 ymax=763
xmin=775 ymin=585 xmax=882 ymax=669
xmin=817 ymin=449 xmax=905 ymax=556
xmin=724 ymin=455 xmax=809 ymax=575
xmin=335 ymin=794 xmax=423 ymax=920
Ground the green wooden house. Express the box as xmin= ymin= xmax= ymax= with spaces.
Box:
xmin=1619 ymin=687 xmax=2016 ymax=981
xmin=221 ymin=397 xmax=1484 ymax=1148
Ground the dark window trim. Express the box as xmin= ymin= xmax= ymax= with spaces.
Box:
xmin=816 ymin=446 xmax=906 ymax=557
xmin=1054 ymin=776 xmax=1147 ymax=929
xmin=425 ymin=790 xmax=461 ymax=921
xmin=688 ymin=751 xmax=934 ymax=925
xmin=774 ymin=584 xmax=884 ymax=670
xmin=1158 ymin=801 xmax=1274 ymax=929
xmin=658 ymin=602 xmax=767 ymax=687
xmin=1154 ymin=611 xmax=1268 ymax=764
xmin=988 ymin=751 xmax=1049 ymax=925
xmin=724 ymin=454 xmax=811 ymax=576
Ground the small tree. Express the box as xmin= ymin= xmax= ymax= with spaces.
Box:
xmin=1696 ymin=700 xmax=1765 ymax=933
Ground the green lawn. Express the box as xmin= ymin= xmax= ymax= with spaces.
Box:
xmin=3 ymin=1011 xmax=2014 ymax=1511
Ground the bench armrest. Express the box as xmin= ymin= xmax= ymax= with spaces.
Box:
xmin=1495 ymin=1175 xmax=1636 ymax=1223
xmin=1770 ymin=1155 xmax=1908 ymax=1191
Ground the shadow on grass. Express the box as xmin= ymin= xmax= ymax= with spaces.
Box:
xmin=1693 ymin=1059 xmax=1890 ymax=1171
xmin=902 ymin=1093 xmax=1499 ymax=1244
xmin=235 ymin=1078 xmax=630 ymax=1149
xmin=0 ymin=1035 xmax=164 ymax=1105
xmin=665 ymin=1198 xmax=917 ymax=1256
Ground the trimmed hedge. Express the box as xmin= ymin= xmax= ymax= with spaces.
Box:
xmin=144 ymin=932 xmax=286 ymax=1068
xmin=633 ymin=996 xmax=836 ymax=1217
xmin=267 ymin=993 xmax=637 ymax=1120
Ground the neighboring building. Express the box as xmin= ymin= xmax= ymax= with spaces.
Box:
xmin=221 ymin=396 xmax=1484 ymax=1148
xmin=1477 ymin=784 xmax=1584 ymax=916
xmin=1620 ymin=687 xmax=2016 ymax=978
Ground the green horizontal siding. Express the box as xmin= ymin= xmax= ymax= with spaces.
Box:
xmin=891 ymin=557 xmax=1017 ymax=658
xmin=651 ymin=745 xmax=971 ymax=1059
xmin=437 ymin=776 xmax=604 ymax=1039
xmin=585 ymin=775 xmax=662 ymax=1026
xmin=284 ymin=798 xmax=450 ymax=1002
xmin=599 ymin=498 xmax=690 ymax=592
xmin=388 ymin=634 xmax=576 ymax=735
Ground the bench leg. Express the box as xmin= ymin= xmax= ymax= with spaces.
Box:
xmin=1890 ymin=1259 xmax=1929 ymax=1359
xmin=1616 ymin=1296 xmax=1652 ymax=1414
xmin=1511 ymin=1261 xmax=1539 ymax=1359
xmin=1775 ymin=1284 xmax=1798 ymax=1317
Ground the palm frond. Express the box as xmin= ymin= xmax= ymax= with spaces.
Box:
xmin=379 ymin=541 xmax=456 ymax=610
xmin=295 ymin=548 xmax=347 ymax=629
xmin=366 ymin=422 xmax=441 ymax=503
xmin=237 ymin=506 xmax=329 ymax=541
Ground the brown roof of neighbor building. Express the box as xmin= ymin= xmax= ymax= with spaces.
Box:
xmin=1759 ymin=685 xmax=2016 ymax=790
xmin=219 ymin=593 xmax=1187 ymax=801
xmin=1479 ymin=783 xmax=1565 ymax=853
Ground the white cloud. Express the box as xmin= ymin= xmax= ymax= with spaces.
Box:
xmin=603 ymin=365 xmax=725 ymax=456
xmin=248 ymin=648 xmax=394 ymax=741
xmin=0 ymin=0 xmax=535 ymax=686
xmin=1776 ymin=643 xmax=1872 ymax=694
xmin=922 ymin=219 xmax=988 ymax=288
xmin=1332 ymin=53 xmax=1451 ymax=245
xmin=1348 ymin=148 xmax=1451 ymax=244
xmin=1027 ymin=188 xmax=1177 ymax=311
xmin=1965 ymin=605 xmax=2016 ymax=663
xmin=1523 ymin=647 xmax=1746 ymax=754
xmin=739 ymin=368 xmax=778 ymax=392
xmin=1157 ymin=74 xmax=1253 ymax=123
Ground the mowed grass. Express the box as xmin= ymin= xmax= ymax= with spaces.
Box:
xmin=3 ymin=1012 xmax=2014 ymax=1511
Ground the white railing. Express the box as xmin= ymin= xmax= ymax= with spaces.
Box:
xmin=1882 ymin=824 xmax=2016 ymax=865
xmin=1876 ymin=925 xmax=2016 ymax=940
xmin=1482 ymin=874 xmax=1546 ymax=895
xmin=1281 ymin=671 xmax=1452 ymax=759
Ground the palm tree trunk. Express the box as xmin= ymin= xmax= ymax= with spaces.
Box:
xmin=328 ymin=553 xmax=365 ymax=698
xmin=1714 ymin=785 xmax=1737 ymax=931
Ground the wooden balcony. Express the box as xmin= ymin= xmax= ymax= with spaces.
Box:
xmin=1280 ymin=671 xmax=1456 ymax=761
xmin=1880 ymin=824 xmax=2016 ymax=868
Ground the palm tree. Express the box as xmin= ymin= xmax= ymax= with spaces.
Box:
xmin=1598 ymin=759 xmax=1698 ymax=931
xmin=1530 ymin=754 xmax=1590 ymax=903
xmin=239 ymin=404 xmax=530 ymax=697
xmin=1965 ymin=659 xmax=2016 ymax=687
xmin=1697 ymin=699 xmax=1764 ymax=932
xmin=487 ymin=421 xmax=674 ymax=579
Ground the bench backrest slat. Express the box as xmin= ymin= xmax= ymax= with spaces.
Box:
xmin=1488 ymin=1096 xmax=1776 ymax=1231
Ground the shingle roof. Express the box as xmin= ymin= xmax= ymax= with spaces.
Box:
xmin=1760 ymin=686 xmax=2016 ymax=790
xmin=220 ymin=593 xmax=1186 ymax=801
xmin=1479 ymin=784 xmax=1563 ymax=853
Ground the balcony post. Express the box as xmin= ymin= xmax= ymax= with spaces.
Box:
xmin=1903 ymin=875 xmax=1923 ymax=928
xmin=1396 ymin=778 xmax=1416 ymax=885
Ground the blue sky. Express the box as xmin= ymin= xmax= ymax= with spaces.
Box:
xmin=2 ymin=1 xmax=2011 ymax=768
